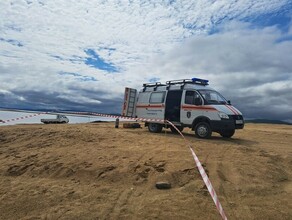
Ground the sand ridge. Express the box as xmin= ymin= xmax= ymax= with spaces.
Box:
xmin=0 ymin=123 xmax=291 ymax=219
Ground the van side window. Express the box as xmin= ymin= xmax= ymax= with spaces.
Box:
xmin=150 ymin=92 xmax=165 ymax=103
xmin=137 ymin=92 xmax=150 ymax=103
xmin=185 ymin=91 xmax=202 ymax=105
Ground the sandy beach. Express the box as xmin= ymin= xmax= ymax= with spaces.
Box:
xmin=0 ymin=122 xmax=291 ymax=219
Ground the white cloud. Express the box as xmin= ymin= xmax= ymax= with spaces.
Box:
xmin=57 ymin=94 xmax=101 ymax=104
xmin=144 ymin=20 xmax=292 ymax=119
xmin=0 ymin=0 xmax=291 ymax=120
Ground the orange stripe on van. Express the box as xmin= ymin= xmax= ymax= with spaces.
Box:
xmin=181 ymin=105 xmax=217 ymax=111
xmin=225 ymin=105 xmax=239 ymax=115
xmin=136 ymin=104 xmax=164 ymax=108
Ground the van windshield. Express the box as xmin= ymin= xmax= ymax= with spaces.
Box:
xmin=198 ymin=89 xmax=227 ymax=105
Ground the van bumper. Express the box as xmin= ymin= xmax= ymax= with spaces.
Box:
xmin=210 ymin=116 xmax=244 ymax=132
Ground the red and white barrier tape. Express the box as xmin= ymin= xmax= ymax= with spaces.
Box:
xmin=0 ymin=110 xmax=228 ymax=219
xmin=166 ymin=120 xmax=227 ymax=220
xmin=72 ymin=112 xmax=228 ymax=220
xmin=0 ymin=112 xmax=44 ymax=124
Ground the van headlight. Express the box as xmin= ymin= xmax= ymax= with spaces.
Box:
xmin=218 ymin=112 xmax=229 ymax=119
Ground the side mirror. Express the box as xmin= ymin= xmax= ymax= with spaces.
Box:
xmin=194 ymin=97 xmax=202 ymax=105
xmin=227 ymin=100 xmax=231 ymax=105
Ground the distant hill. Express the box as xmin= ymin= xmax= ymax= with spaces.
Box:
xmin=245 ymin=119 xmax=292 ymax=125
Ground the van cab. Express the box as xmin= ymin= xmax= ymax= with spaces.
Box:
xmin=122 ymin=78 xmax=244 ymax=138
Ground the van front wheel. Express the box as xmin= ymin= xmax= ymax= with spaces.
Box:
xmin=219 ymin=129 xmax=235 ymax=138
xmin=148 ymin=123 xmax=163 ymax=133
xmin=195 ymin=122 xmax=212 ymax=139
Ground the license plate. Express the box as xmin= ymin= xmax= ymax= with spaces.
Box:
xmin=236 ymin=120 xmax=243 ymax=124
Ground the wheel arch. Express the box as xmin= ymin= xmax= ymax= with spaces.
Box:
xmin=192 ymin=116 xmax=211 ymax=130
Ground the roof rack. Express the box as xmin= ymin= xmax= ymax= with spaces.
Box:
xmin=166 ymin=78 xmax=209 ymax=86
xmin=142 ymin=82 xmax=166 ymax=92
xmin=142 ymin=77 xmax=208 ymax=91
xmin=143 ymin=82 xmax=164 ymax=87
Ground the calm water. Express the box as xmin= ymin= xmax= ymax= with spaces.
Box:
xmin=0 ymin=110 xmax=115 ymax=126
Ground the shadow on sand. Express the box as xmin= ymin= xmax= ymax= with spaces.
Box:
xmin=149 ymin=129 xmax=259 ymax=147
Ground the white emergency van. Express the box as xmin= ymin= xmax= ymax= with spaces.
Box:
xmin=122 ymin=78 xmax=244 ymax=138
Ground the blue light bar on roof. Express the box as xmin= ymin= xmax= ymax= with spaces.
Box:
xmin=192 ymin=77 xmax=209 ymax=84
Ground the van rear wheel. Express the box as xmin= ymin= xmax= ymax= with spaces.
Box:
xmin=195 ymin=122 xmax=212 ymax=139
xmin=148 ymin=123 xmax=163 ymax=133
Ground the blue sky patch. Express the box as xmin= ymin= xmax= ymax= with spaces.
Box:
xmin=58 ymin=71 xmax=97 ymax=82
xmin=59 ymin=72 xmax=81 ymax=77
xmin=0 ymin=37 xmax=23 ymax=47
xmin=78 ymin=76 xmax=97 ymax=82
xmin=84 ymin=49 xmax=118 ymax=73
xmin=208 ymin=3 xmax=292 ymax=35
xmin=275 ymin=35 xmax=292 ymax=43
xmin=149 ymin=77 xmax=160 ymax=83
xmin=242 ymin=4 xmax=292 ymax=32
xmin=69 ymin=55 xmax=83 ymax=63
xmin=5 ymin=25 xmax=22 ymax=32
xmin=52 ymin=55 xmax=64 ymax=60
xmin=99 ymin=47 xmax=116 ymax=52
xmin=52 ymin=55 xmax=83 ymax=63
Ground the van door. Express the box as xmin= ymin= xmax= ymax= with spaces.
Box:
xmin=181 ymin=90 xmax=204 ymax=125
xmin=165 ymin=90 xmax=183 ymax=122
xmin=122 ymin=87 xmax=137 ymax=117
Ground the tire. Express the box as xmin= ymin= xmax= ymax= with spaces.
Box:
xmin=148 ymin=123 xmax=163 ymax=133
xmin=220 ymin=129 xmax=235 ymax=138
xmin=170 ymin=126 xmax=183 ymax=133
xmin=195 ymin=122 xmax=212 ymax=139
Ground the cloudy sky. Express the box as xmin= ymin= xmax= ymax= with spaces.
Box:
xmin=0 ymin=0 xmax=292 ymax=122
